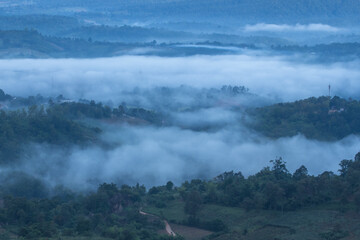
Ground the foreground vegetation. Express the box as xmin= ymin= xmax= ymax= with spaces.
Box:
xmin=0 ymin=183 xmax=181 ymax=240
xmin=0 ymin=153 xmax=359 ymax=239
xmin=1 ymin=90 xmax=360 ymax=239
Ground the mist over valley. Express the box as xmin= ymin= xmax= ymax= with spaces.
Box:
xmin=1 ymin=54 xmax=360 ymax=190
xmin=1 ymin=1 xmax=360 ymax=239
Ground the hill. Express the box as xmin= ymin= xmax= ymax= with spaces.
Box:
xmin=0 ymin=15 xmax=80 ymax=35
xmin=0 ymin=90 xmax=162 ymax=163
xmin=0 ymin=29 xmax=253 ymax=58
xmin=248 ymin=96 xmax=360 ymax=141
xmin=3 ymin=0 xmax=360 ymax=25
xmin=0 ymin=29 xmax=125 ymax=58
xmin=0 ymin=153 xmax=360 ymax=239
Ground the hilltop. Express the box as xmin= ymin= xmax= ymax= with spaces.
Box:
xmin=248 ymin=96 xmax=360 ymax=141
xmin=2 ymin=0 xmax=360 ymax=25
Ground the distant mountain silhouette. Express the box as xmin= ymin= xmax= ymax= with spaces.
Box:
xmin=13 ymin=0 xmax=360 ymax=25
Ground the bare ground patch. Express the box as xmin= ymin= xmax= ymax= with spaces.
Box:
xmin=170 ymin=223 xmax=213 ymax=240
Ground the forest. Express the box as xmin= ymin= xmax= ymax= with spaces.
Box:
xmin=1 ymin=89 xmax=360 ymax=239
xmin=1 ymin=29 xmax=360 ymax=60
xmin=0 ymin=89 xmax=162 ymax=164
xmin=0 ymin=153 xmax=359 ymax=239
xmin=1 ymin=0 xmax=360 ymax=239
xmin=249 ymin=96 xmax=360 ymax=141
xmin=272 ymin=43 xmax=360 ymax=62
xmin=2 ymin=89 xmax=360 ymax=165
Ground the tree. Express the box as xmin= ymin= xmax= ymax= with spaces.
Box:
xmin=339 ymin=159 xmax=352 ymax=177
xmin=263 ymin=182 xmax=285 ymax=210
xmin=166 ymin=181 xmax=174 ymax=191
xmin=0 ymin=89 xmax=12 ymax=101
xmin=270 ymin=157 xmax=290 ymax=179
xmin=355 ymin=152 xmax=360 ymax=162
xmin=293 ymin=165 xmax=309 ymax=180
xmin=184 ymin=191 xmax=202 ymax=216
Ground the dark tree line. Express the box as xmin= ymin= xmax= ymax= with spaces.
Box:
xmin=0 ymin=95 xmax=162 ymax=164
xmin=143 ymin=152 xmax=360 ymax=234
xmin=174 ymin=153 xmax=360 ymax=212
xmin=0 ymin=183 xmax=182 ymax=240
xmin=0 ymin=153 xmax=359 ymax=238
xmin=0 ymin=105 xmax=100 ymax=163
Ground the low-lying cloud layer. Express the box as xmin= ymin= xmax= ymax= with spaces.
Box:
xmin=16 ymin=126 xmax=360 ymax=190
xmin=1 ymin=55 xmax=360 ymax=103
xmin=1 ymin=54 xmax=360 ymax=191
xmin=244 ymin=23 xmax=341 ymax=32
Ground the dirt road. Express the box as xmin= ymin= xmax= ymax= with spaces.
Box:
xmin=139 ymin=209 xmax=176 ymax=237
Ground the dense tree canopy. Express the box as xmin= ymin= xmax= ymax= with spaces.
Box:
xmin=249 ymin=96 xmax=360 ymax=140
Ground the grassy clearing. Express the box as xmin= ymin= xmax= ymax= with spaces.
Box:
xmin=143 ymin=200 xmax=187 ymax=222
xmin=55 ymin=237 xmax=113 ymax=240
xmin=170 ymin=224 xmax=213 ymax=240
xmin=144 ymin=200 xmax=360 ymax=240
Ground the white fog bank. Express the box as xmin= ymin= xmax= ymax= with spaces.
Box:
xmin=244 ymin=23 xmax=342 ymax=32
xmin=1 ymin=55 xmax=360 ymax=103
xmin=1 ymin=54 xmax=360 ymax=190
xmin=17 ymin=127 xmax=360 ymax=190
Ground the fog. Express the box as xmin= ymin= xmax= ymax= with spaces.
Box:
xmin=1 ymin=54 xmax=360 ymax=190
xmin=15 ymin=127 xmax=360 ymax=190
xmin=244 ymin=23 xmax=342 ymax=32
xmin=1 ymin=55 xmax=360 ymax=103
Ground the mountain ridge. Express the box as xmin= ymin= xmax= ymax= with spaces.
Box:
xmin=2 ymin=0 xmax=360 ymax=25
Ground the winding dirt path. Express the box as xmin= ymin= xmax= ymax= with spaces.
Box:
xmin=140 ymin=209 xmax=176 ymax=237
xmin=164 ymin=220 xmax=176 ymax=236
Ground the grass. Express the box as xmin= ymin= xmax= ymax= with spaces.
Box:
xmin=144 ymin=200 xmax=360 ymax=240
xmin=170 ymin=224 xmax=213 ymax=240
xmin=0 ymin=227 xmax=113 ymax=240
xmin=143 ymin=200 xmax=187 ymax=222
xmin=53 ymin=237 xmax=113 ymax=240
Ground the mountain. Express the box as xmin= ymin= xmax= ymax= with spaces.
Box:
xmin=0 ymin=14 xmax=80 ymax=36
xmin=2 ymin=0 xmax=360 ymax=25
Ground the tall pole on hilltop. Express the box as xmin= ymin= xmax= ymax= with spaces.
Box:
xmin=328 ymin=84 xmax=331 ymax=98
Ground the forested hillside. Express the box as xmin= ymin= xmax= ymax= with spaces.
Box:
xmin=249 ymin=96 xmax=360 ymax=140
xmin=0 ymin=153 xmax=359 ymax=239
xmin=0 ymin=90 xmax=162 ymax=164
xmin=0 ymin=105 xmax=100 ymax=163
xmin=4 ymin=0 xmax=360 ymax=24
xmin=2 ymin=91 xmax=360 ymax=166
xmin=2 ymin=90 xmax=360 ymax=239
xmin=272 ymin=43 xmax=360 ymax=62
xmin=0 ymin=15 xmax=80 ymax=35
xmin=1 ymin=0 xmax=360 ymax=239
xmin=0 ymin=30 xmax=243 ymax=58
xmin=0 ymin=30 xmax=131 ymax=58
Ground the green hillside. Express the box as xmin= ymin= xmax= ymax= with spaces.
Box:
xmin=1 ymin=153 xmax=360 ymax=239
xmin=249 ymin=96 xmax=360 ymax=141
xmin=8 ymin=0 xmax=360 ymax=24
